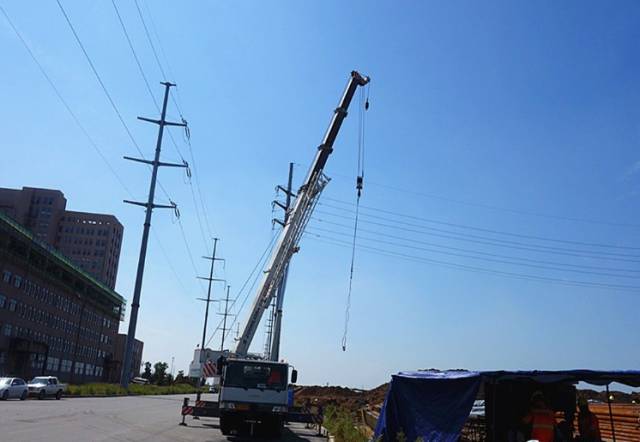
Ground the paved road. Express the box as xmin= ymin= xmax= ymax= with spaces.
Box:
xmin=0 ymin=394 xmax=326 ymax=441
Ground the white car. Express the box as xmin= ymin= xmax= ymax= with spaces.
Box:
xmin=28 ymin=376 xmax=66 ymax=400
xmin=0 ymin=377 xmax=28 ymax=401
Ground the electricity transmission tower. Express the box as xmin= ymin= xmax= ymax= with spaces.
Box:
xmin=197 ymin=237 xmax=225 ymax=359
xmin=121 ymin=82 xmax=187 ymax=388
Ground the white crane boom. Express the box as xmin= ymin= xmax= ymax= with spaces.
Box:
xmin=235 ymin=71 xmax=370 ymax=357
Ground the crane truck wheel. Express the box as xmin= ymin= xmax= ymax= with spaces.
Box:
xmin=266 ymin=416 xmax=283 ymax=438
xmin=219 ymin=414 xmax=234 ymax=436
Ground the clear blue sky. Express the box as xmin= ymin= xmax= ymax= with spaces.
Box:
xmin=1 ymin=1 xmax=639 ymax=388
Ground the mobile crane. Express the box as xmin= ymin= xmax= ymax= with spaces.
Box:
xmin=215 ymin=71 xmax=370 ymax=436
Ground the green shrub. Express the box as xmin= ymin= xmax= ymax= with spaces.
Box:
xmin=324 ymin=405 xmax=368 ymax=442
xmin=66 ymin=383 xmax=198 ymax=397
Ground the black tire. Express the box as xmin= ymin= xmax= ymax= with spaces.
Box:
xmin=219 ymin=414 xmax=231 ymax=435
xmin=20 ymin=391 xmax=27 ymax=401
xmin=38 ymin=390 xmax=45 ymax=400
xmin=55 ymin=390 xmax=62 ymax=400
xmin=271 ymin=417 xmax=284 ymax=438
xmin=2 ymin=390 xmax=8 ymax=400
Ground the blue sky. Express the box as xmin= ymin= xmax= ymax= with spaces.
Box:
xmin=1 ymin=1 xmax=639 ymax=388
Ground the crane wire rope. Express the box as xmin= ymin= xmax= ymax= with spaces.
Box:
xmin=342 ymin=85 xmax=369 ymax=351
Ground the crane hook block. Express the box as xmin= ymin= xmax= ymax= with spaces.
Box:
xmin=356 ymin=176 xmax=363 ymax=190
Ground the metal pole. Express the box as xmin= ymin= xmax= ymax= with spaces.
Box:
xmin=221 ymin=285 xmax=231 ymax=351
xmin=121 ymin=82 xmax=182 ymax=388
xmin=270 ymin=162 xmax=294 ymax=361
xmin=200 ymin=238 xmax=219 ymax=352
xmin=606 ymin=384 xmax=617 ymax=442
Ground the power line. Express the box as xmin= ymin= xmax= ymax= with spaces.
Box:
xmin=311 ymin=218 xmax=640 ymax=274
xmin=205 ymin=232 xmax=278 ymax=348
xmin=55 ymin=0 xmax=178 ymax=204
xmin=111 ymin=0 xmax=160 ymax=110
xmin=150 ymin=226 xmax=190 ymax=295
xmin=131 ymin=0 xmax=216 ymax=247
xmin=130 ymin=0 xmax=187 ymax=162
xmin=305 ymin=233 xmax=640 ymax=292
xmin=139 ymin=0 xmax=185 ymax=115
xmin=321 ymin=198 xmax=640 ymax=251
xmin=133 ymin=0 xmax=167 ymax=81
xmin=314 ymin=209 xmax=640 ymax=263
xmin=329 ymin=174 xmax=640 ymax=229
xmin=0 ymin=4 xmax=134 ymax=199
xmin=175 ymin=216 xmax=207 ymax=294
xmin=55 ymin=1 xmax=146 ymax=164
xmin=307 ymin=225 xmax=640 ymax=280
xmin=111 ymin=0 xmax=211 ymax=260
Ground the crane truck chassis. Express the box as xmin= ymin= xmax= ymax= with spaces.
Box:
xmin=217 ymin=357 xmax=297 ymax=436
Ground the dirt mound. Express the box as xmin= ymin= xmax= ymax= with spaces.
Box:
xmin=294 ymin=383 xmax=389 ymax=411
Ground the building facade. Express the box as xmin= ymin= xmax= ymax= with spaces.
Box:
xmin=0 ymin=187 xmax=123 ymax=289
xmin=0 ymin=211 xmax=126 ymax=383
xmin=56 ymin=212 xmax=123 ymax=290
xmin=106 ymin=333 xmax=144 ymax=383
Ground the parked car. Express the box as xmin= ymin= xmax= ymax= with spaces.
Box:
xmin=0 ymin=377 xmax=28 ymax=400
xmin=130 ymin=377 xmax=149 ymax=385
xmin=28 ymin=376 xmax=66 ymax=400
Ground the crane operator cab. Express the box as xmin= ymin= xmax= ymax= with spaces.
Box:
xmin=217 ymin=357 xmax=298 ymax=437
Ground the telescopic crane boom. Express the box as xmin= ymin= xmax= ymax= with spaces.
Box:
xmin=235 ymin=71 xmax=370 ymax=357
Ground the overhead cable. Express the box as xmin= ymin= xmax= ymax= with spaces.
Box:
xmin=322 ymin=198 xmax=640 ymax=251
xmin=306 ymin=234 xmax=640 ymax=292
xmin=311 ymin=218 xmax=640 ymax=274
xmin=0 ymin=4 xmax=134 ymax=199
xmin=328 ymin=176 xmax=639 ymax=229
xmin=315 ymin=209 xmax=640 ymax=263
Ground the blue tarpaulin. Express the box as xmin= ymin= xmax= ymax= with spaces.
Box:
xmin=374 ymin=371 xmax=482 ymax=442
xmin=373 ymin=369 xmax=640 ymax=442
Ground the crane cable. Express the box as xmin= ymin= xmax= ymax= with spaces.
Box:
xmin=342 ymin=85 xmax=370 ymax=351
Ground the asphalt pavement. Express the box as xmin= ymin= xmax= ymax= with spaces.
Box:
xmin=0 ymin=394 xmax=326 ymax=442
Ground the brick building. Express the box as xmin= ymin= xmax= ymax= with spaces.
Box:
xmin=0 ymin=187 xmax=123 ymax=289
xmin=0 ymin=211 xmax=126 ymax=383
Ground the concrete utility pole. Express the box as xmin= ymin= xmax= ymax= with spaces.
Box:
xmin=121 ymin=82 xmax=187 ymax=388
xmin=197 ymin=238 xmax=224 ymax=359
xmin=269 ymin=162 xmax=295 ymax=361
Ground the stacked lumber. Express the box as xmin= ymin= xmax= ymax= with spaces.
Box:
xmin=585 ymin=403 xmax=640 ymax=442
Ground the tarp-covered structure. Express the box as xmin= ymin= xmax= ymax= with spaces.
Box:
xmin=373 ymin=369 xmax=640 ymax=442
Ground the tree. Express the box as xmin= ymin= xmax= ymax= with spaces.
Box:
xmin=142 ymin=362 xmax=152 ymax=380
xmin=153 ymin=361 xmax=169 ymax=385
xmin=175 ymin=370 xmax=186 ymax=384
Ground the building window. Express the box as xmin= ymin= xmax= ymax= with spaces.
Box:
xmin=0 ymin=351 xmax=6 ymax=365
xmin=60 ymin=360 xmax=72 ymax=373
xmin=74 ymin=362 xmax=84 ymax=375
xmin=0 ymin=295 xmax=5 ymax=309
xmin=8 ymin=299 xmax=17 ymax=312
xmin=46 ymin=357 xmax=60 ymax=371
xmin=85 ymin=364 xmax=93 ymax=376
xmin=2 ymin=271 xmax=11 ymax=283
xmin=3 ymin=324 xmax=12 ymax=337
